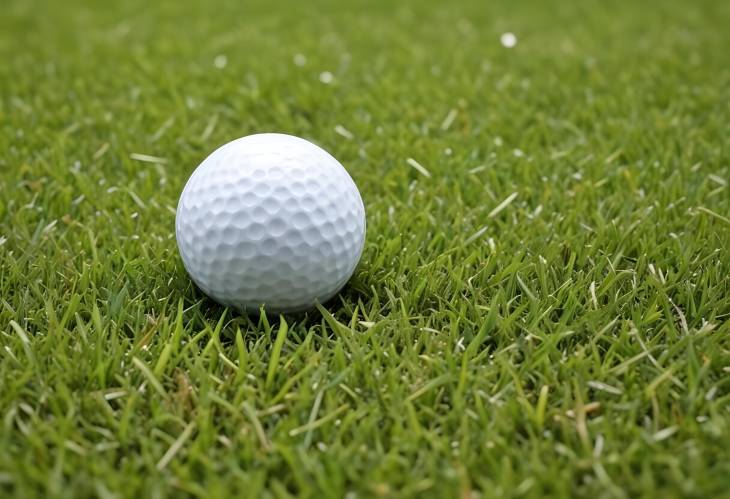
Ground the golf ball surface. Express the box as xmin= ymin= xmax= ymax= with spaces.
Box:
xmin=176 ymin=133 xmax=366 ymax=313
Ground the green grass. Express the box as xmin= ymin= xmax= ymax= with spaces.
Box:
xmin=1 ymin=0 xmax=729 ymax=497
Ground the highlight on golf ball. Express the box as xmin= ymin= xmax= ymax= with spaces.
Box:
xmin=175 ymin=133 xmax=366 ymax=313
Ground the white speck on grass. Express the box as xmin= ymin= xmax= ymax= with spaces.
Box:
xmin=513 ymin=148 xmax=525 ymax=158
xmin=93 ymin=143 xmax=110 ymax=161
xmin=200 ymin=114 xmax=219 ymax=142
xmin=4 ymin=346 xmax=19 ymax=365
xmin=487 ymin=237 xmax=496 ymax=252
xmin=705 ymin=386 xmax=718 ymax=401
xmin=10 ymin=96 xmax=32 ymax=113
xmin=64 ymin=440 xmax=87 ymax=456
xmin=515 ymin=479 xmax=535 ymax=496
xmin=319 ymin=71 xmax=334 ymax=84
xmin=156 ymin=422 xmax=196 ymax=470
xmin=587 ymin=381 xmax=623 ymax=395
xmin=62 ymin=122 xmax=80 ymax=135
xmin=604 ymin=148 xmax=622 ymax=164
xmin=455 ymin=337 xmax=465 ymax=352
xmin=334 ymin=125 xmax=354 ymax=140
xmin=695 ymin=206 xmax=730 ymax=226
xmin=0 ymin=236 xmax=6 ymax=246
xmin=293 ymin=53 xmax=307 ymax=66
xmin=589 ymin=281 xmax=598 ymax=308
xmin=42 ymin=220 xmax=57 ymax=234
xmin=130 ymin=153 xmax=168 ymax=165
xmin=213 ymin=54 xmax=228 ymax=69
xmin=494 ymin=136 xmax=503 ymax=147
xmin=150 ymin=117 xmax=175 ymax=142
xmin=652 ymin=426 xmax=678 ymax=442
xmin=464 ymin=226 xmax=488 ymax=246
xmin=103 ymin=390 xmax=127 ymax=401
xmin=708 ymin=174 xmax=726 ymax=186
xmin=406 ymin=157 xmax=431 ymax=177
xmin=500 ymin=32 xmax=517 ymax=48
xmin=593 ymin=434 xmax=604 ymax=458
xmin=441 ymin=108 xmax=458 ymax=130
xmin=488 ymin=192 xmax=518 ymax=218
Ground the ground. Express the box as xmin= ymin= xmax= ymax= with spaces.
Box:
xmin=1 ymin=0 xmax=729 ymax=497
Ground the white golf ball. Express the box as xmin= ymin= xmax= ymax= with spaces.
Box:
xmin=175 ymin=133 xmax=366 ymax=313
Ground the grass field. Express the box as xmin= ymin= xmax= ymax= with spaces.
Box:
xmin=1 ymin=0 xmax=729 ymax=497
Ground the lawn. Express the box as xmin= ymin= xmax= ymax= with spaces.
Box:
xmin=1 ymin=0 xmax=729 ymax=497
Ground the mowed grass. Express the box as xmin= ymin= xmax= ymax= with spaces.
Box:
xmin=1 ymin=0 xmax=729 ymax=497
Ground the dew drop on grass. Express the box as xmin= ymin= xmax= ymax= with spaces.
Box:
xmin=500 ymin=32 xmax=517 ymax=48
xmin=213 ymin=54 xmax=227 ymax=69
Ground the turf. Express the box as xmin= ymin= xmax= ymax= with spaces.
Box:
xmin=1 ymin=0 xmax=729 ymax=497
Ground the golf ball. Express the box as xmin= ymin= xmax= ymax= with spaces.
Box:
xmin=175 ymin=133 xmax=366 ymax=313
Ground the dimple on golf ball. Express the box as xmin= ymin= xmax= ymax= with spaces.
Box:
xmin=175 ymin=133 xmax=366 ymax=313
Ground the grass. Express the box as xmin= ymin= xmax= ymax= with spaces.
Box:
xmin=1 ymin=0 xmax=729 ymax=497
